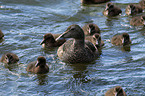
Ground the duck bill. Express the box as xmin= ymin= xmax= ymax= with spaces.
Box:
xmin=40 ymin=39 xmax=45 ymax=45
xmin=55 ymin=31 xmax=68 ymax=41
xmin=5 ymin=55 xmax=10 ymax=64
xmin=122 ymin=38 xmax=124 ymax=44
xmin=35 ymin=61 xmax=40 ymax=67
xmin=88 ymin=27 xmax=92 ymax=34
xmin=105 ymin=7 xmax=109 ymax=11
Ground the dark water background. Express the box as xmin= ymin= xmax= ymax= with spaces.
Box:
xmin=0 ymin=0 xmax=145 ymax=95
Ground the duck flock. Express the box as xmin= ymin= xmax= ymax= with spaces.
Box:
xmin=0 ymin=0 xmax=145 ymax=95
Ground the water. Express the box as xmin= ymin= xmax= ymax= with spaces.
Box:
xmin=0 ymin=0 xmax=145 ymax=95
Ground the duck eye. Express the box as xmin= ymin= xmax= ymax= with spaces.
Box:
xmin=71 ymin=28 xmax=75 ymax=31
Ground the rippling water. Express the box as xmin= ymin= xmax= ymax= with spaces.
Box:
xmin=0 ymin=0 xmax=145 ymax=95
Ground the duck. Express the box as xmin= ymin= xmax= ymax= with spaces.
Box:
xmin=85 ymin=33 xmax=104 ymax=48
xmin=139 ymin=0 xmax=145 ymax=9
xmin=103 ymin=2 xmax=122 ymax=17
xmin=81 ymin=0 xmax=110 ymax=5
xmin=26 ymin=56 xmax=49 ymax=74
xmin=130 ymin=15 xmax=145 ymax=26
xmin=56 ymin=24 xmax=99 ymax=64
xmin=125 ymin=4 xmax=143 ymax=15
xmin=111 ymin=33 xmax=131 ymax=46
xmin=0 ymin=53 xmax=19 ymax=64
xmin=40 ymin=33 xmax=66 ymax=48
xmin=82 ymin=23 xmax=100 ymax=36
xmin=105 ymin=86 xmax=127 ymax=96
xmin=0 ymin=29 xmax=4 ymax=39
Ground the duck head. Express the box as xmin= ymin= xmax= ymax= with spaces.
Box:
xmin=35 ymin=56 xmax=46 ymax=67
xmin=122 ymin=33 xmax=131 ymax=46
xmin=40 ymin=33 xmax=55 ymax=45
xmin=56 ymin=24 xmax=84 ymax=40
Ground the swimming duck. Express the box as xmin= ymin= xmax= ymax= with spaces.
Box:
xmin=0 ymin=53 xmax=19 ymax=64
xmin=85 ymin=33 xmax=104 ymax=48
xmin=105 ymin=86 xmax=127 ymax=96
xmin=56 ymin=24 xmax=99 ymax=64
xmin=82 ymin=23 xmax=100 ymax=36
xmin=130 ymin=15 xmax=145 ymax=26
xmin=139 ymin=0 xmax=145 ymax=9
xmin=81 ymin=0 xmax=110 ymax=5
xmin=103 ymin=2 xmax=122 ymax=17
xmin=40 ymin=33 xmax=66 ymax=48
xmin=111 ymin=33 xmax=131 ymax=46
xmin=125 ymin=4 xmax=143 ymax=15
xmin=0 ymin=30 xmax=4 ymax=39
xmin=26 ymin=56 xmax=49 ymax=74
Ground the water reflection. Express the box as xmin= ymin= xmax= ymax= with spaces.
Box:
xmin=64 ymin=64 xmax=90 ymax=95
xmin=105 ymin=17 xmax=121 ymax=27
xmin=71 ymin=64 xmax=90 ymax=83
xmin=121 ymin=45 xmax=131 ymax=52
xmin=36 ymin=74 xmax=48 ymax=85
xmin=0 ymin=39 xmax=4 ymax=43
xmin=4 ymin=63 xmax=19 ymax=72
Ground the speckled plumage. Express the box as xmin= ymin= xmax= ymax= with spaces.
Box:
xmin=103 ymin=2 xmax=122 ymax=16
xmin=139 ymin=0 xmax=145 ymax=9
xmin=125 ymin=4 xmax=143 ymax=15
xmin=26 ymin=56 xmax=49 ymax=74
xmin=130 ymin=15 xmax=145 ymax=26
xmin=85 ymin=33 xmax=104 ymax=48
xmin=57 ymin=24 xmax=99 ymax=64
xmin=105 ymin=86 xmax=127 ymax=96
xmin=0 ymin=53 xmax=19 ymax=64
xmin=82 ymin=23 xmax=100 ymax=36
xmin=111 ymin=33 xmax=131 ymax=46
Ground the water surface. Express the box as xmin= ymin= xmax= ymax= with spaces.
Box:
xmin=0 ymin=0 xmax=145 ymax=96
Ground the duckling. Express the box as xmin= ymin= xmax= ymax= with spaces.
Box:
xmin=82 ymin=23 xmax=100 ymax=36
xmin=111 ymin=33 xmax=131 ymax=46
xmin=130 ymin=15 xmax=145 ymax=26
xmin=0 ymin=53 xmax=19 ymax=64
xmin=139 ymin=0 xmax=145 ymax=9
xmin=85 ymin=33 xmax=104 ymax=48
xmin=105 ymin=86 xmax=127 ymax=96
xmin=40 ymin=33 xmax=66 ymax=48
xmin=26 ymin=56 xmax=49 ymax=74
xmin=103 ymin=2 xmax=122 ymax=17
xmin=125 ymin=4 xmax=143 ymax=15
xmin=81 ymin=0 xmax=110 ymax=5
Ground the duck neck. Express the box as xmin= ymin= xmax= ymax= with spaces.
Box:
xmin=46 ymin=38 xmax=56 ymax=44
xmin=73 ymin=38 xmax=85 ymax=49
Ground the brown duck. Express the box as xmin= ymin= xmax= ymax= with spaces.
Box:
xmin=0 ymin=53 xmax=19 ymax=64
xmin=40 ymin=33 xmax=66 ymax=48
xmin=139 ymin=0 xmax=145 ymax=9
xmin=26 ymin=56 xmax=49 ymax=74
xmin=105 ymin=86 xmax=127 ymax=96
xmin=85 ymin=33 xmax=104 ymax=48
xmin=82 ymin=23 xmax=100 ymax=36
xmin=81 ymin=0 xmax=110 ymax=5
xmin=56 ymin=24 xmax=99 ymax=64
xmin=111 ymin=33 xmax=131 ymax=46
xmin=125 ymin=4 xmax=143 ymax=15
xmin=103 ymin=2 xmax=122 ymax=17
xmin=130 ymin=15 xmax=145 ymax=26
